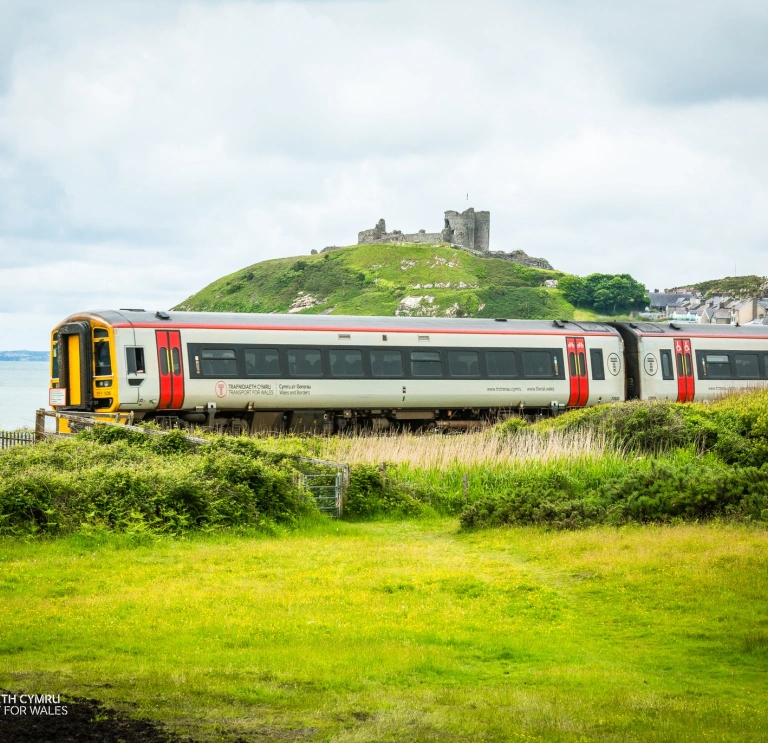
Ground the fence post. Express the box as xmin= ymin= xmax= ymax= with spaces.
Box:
xmin=463 ymin=472 xmax=469 ymax=504
xmin=379 ymin=462 xmax=387 ymax=488
xmin=34 ymin=409 xmax=45 ymax=443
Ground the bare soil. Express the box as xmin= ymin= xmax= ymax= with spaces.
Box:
xmin=0 ymin=692 xmax=201 ymax=743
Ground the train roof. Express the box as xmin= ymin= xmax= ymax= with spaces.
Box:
xmin=61 ymin=310 xmax=624 ymax=336
xmin=613 ymin=321 xmax=768 ymax=338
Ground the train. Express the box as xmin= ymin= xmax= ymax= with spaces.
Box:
xmin=48 ymin=310 xmax=768 ymax=433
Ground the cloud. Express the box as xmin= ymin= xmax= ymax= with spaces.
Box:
xmin=0 ymin=0 xmax=766 ymax=349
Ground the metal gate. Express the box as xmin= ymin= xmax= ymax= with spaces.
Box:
xmin=304 ymin=471 xmax=343 ymax=518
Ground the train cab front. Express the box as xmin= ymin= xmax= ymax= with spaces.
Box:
xmin=50 ymin=316 xmax=119 ymax=430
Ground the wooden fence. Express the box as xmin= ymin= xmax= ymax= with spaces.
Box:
xmin=0 ymin=431 xmax=35 ymax=449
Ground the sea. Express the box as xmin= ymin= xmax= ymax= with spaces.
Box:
xmin=0 ymin=362 xmax=51 ymax=431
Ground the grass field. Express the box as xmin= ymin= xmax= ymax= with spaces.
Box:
xmin=1 ymin=520 xmax=767 ymax=742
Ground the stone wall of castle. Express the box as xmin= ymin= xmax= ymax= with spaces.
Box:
xmin=358 ymin=219 xmax=444 ymax=246
xmin=358 ymin=208 xmax=490 ymax=252
xmin=351 ymin=208 xmax=554 ymax=270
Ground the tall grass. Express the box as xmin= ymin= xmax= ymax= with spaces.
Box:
xmin=319 ymin=427 xmax=616 ymax=468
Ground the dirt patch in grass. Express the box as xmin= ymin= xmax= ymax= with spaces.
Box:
xmin=0 ymin=692 xmax=203 ymax=743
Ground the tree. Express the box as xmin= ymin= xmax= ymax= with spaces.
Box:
xmin=560 ymin=272 xmax=649 ymax=315
xmin=559 ymin=275 xmax=590 ymax=308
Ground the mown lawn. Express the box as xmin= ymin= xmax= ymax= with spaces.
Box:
xmin=1 ymin=520 xmax=767 ymax=742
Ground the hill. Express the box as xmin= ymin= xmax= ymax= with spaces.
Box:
xmin=674 ymin=274 xmax=767 ymax=298
xmin=175 ymin=242 xmax=592 ymax=320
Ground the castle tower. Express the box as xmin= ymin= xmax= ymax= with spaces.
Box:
xmin=442 ymin=208 xmax=489 ymax=252
xmin=474 ymin=210 xmax=490 ymax=252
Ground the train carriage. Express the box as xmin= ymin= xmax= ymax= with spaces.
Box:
xmin=49 ymin=311 xmax=625 ymax=433
xmin=613 ymin=322 xmax=768 ymax=403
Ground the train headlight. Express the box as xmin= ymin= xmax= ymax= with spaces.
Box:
xmin=95 ymin=380 xmax=113 ymax=388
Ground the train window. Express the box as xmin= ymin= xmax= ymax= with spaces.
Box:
xmin=52 ymin=333 xmax=59 ymax=379
xmin=94 ymin=328 xmax=109 ymax=338
xmin=448 ymin=351 xmax=479 ymax=378
xmin=702 ymin=353 xmax=731 ymax=379
xmin=411 ymin=351 xmax=442 ymax=377
xmin=370 ymin=350 xmax=403 ymax=377
xmin=486 ymin=351 xmax=517 ymax=378
xmin=287 ymin=348 xmax=323 ymax=377
xmin=590 ymin=349 xmax=605 ymax=380
xmin=246 ymin=348 xmax=281 ymax=376
xmin=660 ymin=350 xmax=674 ymax=380
xmin=734 ymin=354 xmax=760 ymax=379
xmin=201 ymin=348 xmax=238 ymax=376
xmin=330 ymin=349 xmax=364 ymax=378
xmin=172 ymin=347 xmax=182 ymax=376
xmin=160 ymin=348 xmax=169 ymax=376
xmin=522 ymin=351 xmax=554 ymax=378
xmin=126 ymin=347 xmax=146 ymax=374
xmin=94 ymin=341 xmax=112 ymax=376
xmin=568 ymin=352 xmax=577 ymax=377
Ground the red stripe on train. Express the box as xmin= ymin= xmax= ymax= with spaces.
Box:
xmin=113 ymin=322 xmax=617 ymax=336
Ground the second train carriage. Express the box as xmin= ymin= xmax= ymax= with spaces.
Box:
xmin=49 ymin=311 xmax=625 ymax=432
xmin=614 ymin=321 xmax=768 ymax=402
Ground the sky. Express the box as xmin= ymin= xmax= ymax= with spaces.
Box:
xmin=1 ymin=0 xmax=767 ymax=350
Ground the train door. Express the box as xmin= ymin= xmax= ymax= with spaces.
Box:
xmin=674 ymin=338 xmax=695 ymax=402
xmin=566 ymin=336 xmax=589 ymax=407
xmin=155 ymin=330 xmax=185 ymax=409
xmin=57 ymin=321 xmax=92 ymax=410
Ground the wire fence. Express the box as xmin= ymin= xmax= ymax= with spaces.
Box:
xmin=0 ymin=431 xmax=35 ymax=449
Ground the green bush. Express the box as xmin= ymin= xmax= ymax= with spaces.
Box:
xmin=0 ymin=428 xmax=316 ymax=536
xmin=534 ymin=390 xmax=768 ymax=466
xmin=460 ymin=452 xmax=768 ymax=530
xmin=344 ymin=464 xmax=425 ymax=519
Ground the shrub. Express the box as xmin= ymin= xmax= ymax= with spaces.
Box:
xmin=535 ymin=389 xmax=768 ymax=466
xmin=344 ymin=464 xmax=425 ymax=519
xmin=0 ymin=430 xmax=316 ymax=536
xmin=459 ymin=452 xmax=768 ymax=530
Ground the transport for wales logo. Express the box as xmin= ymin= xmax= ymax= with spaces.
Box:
xmin=2 ymin=693 xmax=68 ymax=716
xmin=215 ymin=381 xmax=228 ymax=398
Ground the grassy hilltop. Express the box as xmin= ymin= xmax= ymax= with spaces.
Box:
xmin=174 ymin=242 xmax=593 ymax=320
xmin=674 ymin=274 xmax=767 ymax=298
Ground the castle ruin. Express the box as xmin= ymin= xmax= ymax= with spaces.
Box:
xmin=358 ymin=208 xmax=491 ymax=253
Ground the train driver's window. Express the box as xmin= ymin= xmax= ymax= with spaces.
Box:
xmin=703 ymin=353 xmax=731 ymax=379
xmin=522 ymin=351 xmax=554 ymax=378
xmin=370 ymin=350 xmax=403 ymax=377
xmin=287 ymin=348 xmax=323 ymax=377
xmin=94 ymin=341 xmax=112 ymax=376
xmin=126 ymin=347 xmax=146 ymax=375
xmin=486 ymin=351 xmax=517 ymax=378
xmin=201 ymin=349 xmax=238 ymax=376
xmin=734 ymin=354 xmax=760 ymax=379
xmin=411 ymin=351 xmax=442 ymax=377
xmin=330 ymin=350 xmax=364 ymax=378
xmin=246 ymin=348 xmax=281 ymax=376
xmin=589 ymin=349 xmax=605 ymax=380
xmin=448 ymin=351 xmax=479 ymax=378
xmin=660 ymin=350 xmax=674 ymax=380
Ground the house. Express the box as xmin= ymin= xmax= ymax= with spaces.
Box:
xmin=731 ymin=297 xmax=767 ymax=325
xmin=647 ymin=292 xmax=694 ymax=312
xmin=712 ymin=309 xmax=732 ymax=325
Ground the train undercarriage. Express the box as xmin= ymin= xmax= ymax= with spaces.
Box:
xmin=135 ymin=405 xmax=561 ymax=435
